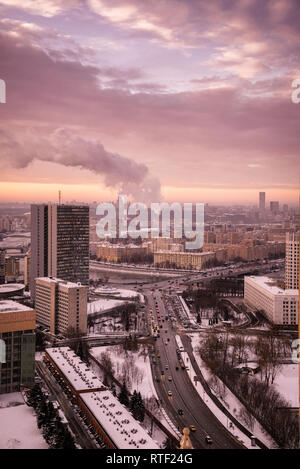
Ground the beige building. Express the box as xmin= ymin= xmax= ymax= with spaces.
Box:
xmin=35 ymin=277 xmax=88 ymax=335
xmin=244 ymin=276 xmax=298 ymax=325
xmin=97 ymin=243 xmax=147 ymax=262
xmin=285 ymin=231 xmax=299 ymax=289
xmin=154 ymin=250 xmax=215 ymax=269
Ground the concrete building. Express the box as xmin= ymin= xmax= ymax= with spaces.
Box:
xmin=5 ymin=256 xmax=20 ymax=280
xmin=244 ymin=276 xmax=298 ymax=325
xmin=285 ymin=231 xmax=299 ymax=289
xmin=35 ymin=277 xmax=88 ymax=335
xmin=0 ymin=300 xmax=35 ymax=394
xmin=30 ymin=204 xmax=89 ymax=299
xmin=270 ymin=201 xmax=279 ymax=215
xmin=154 ymin=250 xmax=215 ymax=269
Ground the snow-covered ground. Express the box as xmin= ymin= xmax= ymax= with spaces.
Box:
xmin=0 ymin=393 xmax=48 ymax=449
xmin=273 ymin=364 xmax=299 ymax=408
xmin=88 ymin=298 xmax=126 ymax=315
xmin=176 ymin=335 xmax=277 ymax=449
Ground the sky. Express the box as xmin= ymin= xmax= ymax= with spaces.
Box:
xmin=0 ymin=0 xmax=299 ymax=205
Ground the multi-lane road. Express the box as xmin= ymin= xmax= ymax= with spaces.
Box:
xmin=147 ymin=291 xmax=244 ymax=449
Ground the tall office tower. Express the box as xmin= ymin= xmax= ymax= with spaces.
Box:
xmin=0 ymin=300 xmax=35 ymax=394
xmin=270 ymin=201 xmax=279 ymax=215
xmin=35 ymin=277 xmax=88 ymax=335
xmin=0 ymin=249 xmax=5 ymax=284
xmin=259 ymin=192 xmax=265 ymax=212
xmin=285 ymin=231 xmax=299 ymax=289
xmin=30 ymin=204 xmax=89 ymax=299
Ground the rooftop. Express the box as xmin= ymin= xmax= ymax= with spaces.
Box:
xmin=0 ymin=299 xmax=32 ymax=314
xmin=245 ymin=276 xmax=298 ymax=296
xmin=0 ymin=283 xmax=25 ymax=293
xmin=46 ymin=347 xmax=159 ymax=449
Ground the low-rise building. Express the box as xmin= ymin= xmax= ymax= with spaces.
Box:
xmin=244 ymin=276 xmax=298 ymax=325
xmin=35 ymin=277 xmax=87 ymax=335
xmin=154 ymin=250 xmax=215 ymax=269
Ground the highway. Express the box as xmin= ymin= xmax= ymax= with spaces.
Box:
xmin=147 ymin=291 xmax=244 ymax=449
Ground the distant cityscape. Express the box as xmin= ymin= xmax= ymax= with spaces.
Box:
xmin=0 ymin=190 xmax=299 ymax=449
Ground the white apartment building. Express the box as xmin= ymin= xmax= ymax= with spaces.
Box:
xmin=285 ymin=231 xmax=299 ymax=289
xmin=35 ymin=277 xmax=87 ymax=335
xmin=244 ymin=276 xmax=298 ymax=325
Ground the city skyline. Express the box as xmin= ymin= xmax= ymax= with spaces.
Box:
xmin=0 ymin=0 xmax=299 ymax=205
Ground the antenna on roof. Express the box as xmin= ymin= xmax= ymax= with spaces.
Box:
xmin=59 ymin=190 xmax=62 ymax=205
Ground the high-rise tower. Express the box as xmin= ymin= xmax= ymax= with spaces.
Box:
xmin=285 ymin=231 xmax=299 ymax=289
xmin=30 ymin=204 xmax=89 ymax=299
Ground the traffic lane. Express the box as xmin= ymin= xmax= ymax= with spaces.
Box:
xmin=153 ymin=292 xmax=242 ymax=449
xmin=152 ymin=299 xmax=221 ymax=448
xmin=160 ymin=334 xmax=234 ymax=449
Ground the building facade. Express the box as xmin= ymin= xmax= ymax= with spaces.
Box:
xmin=154 ymin=250 xmax=215 ymax=269
xmin=244 ymin=276 xmax=298 ymax=325
xmin=35 ymin=277 xmax=88 ymax=335
xmin=0 ymin=300 xmax=36 ymax=394
xmin=0 ymin=249 xmax=5 ymax=284
xmin=285 ymin=231 xmax=299 ymax=289
xmin=30 ymin=204 xmax=89 ymax=299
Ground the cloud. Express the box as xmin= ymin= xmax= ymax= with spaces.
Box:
xmin=0 ymin=8 xmax=299 ymax=197
xmin=0 ymin=0 xmax=80 ymax=17
xmin=0 ymin=128 xmax=161 ymax=202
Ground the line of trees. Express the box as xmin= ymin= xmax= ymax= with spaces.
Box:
xmin=198 ymin=331 xmax=298 ymax=448
xmin=26 ymin=383 xmax=76 ymax=449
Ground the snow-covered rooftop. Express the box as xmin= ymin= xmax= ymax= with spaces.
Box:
xmin=0 ymin=300 xmax=32 ymax=314
xmin=0 ymin=283 xmax=25 ymax=294
xmin=46 ymin=347 xmax=104 ymax=392
xmin=245 ymin=276 xmax=298 ymax=296
xmin=45 ymin=347 xmax=159 ymax=449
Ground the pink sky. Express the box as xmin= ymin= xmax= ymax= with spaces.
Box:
xmin=0 ymin=0 xmax=299 ymax=205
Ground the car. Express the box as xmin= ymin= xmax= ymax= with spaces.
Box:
xmin=178 ymin=409 xmax=183 ymax=416
xmin=168 ymin=391 xmax=172 ymax=396
xmin=189 ymin=425 xmax=196 ymax=432
xmin=161 ymin=370 xmax=165 ymax=375
xmin=157 ymin=354 xmax=160 ymax=358
xmin=165 ymin=341 xmax=168 ymax=345
xmin=167 ymin=338 xmax=170 ymax=342
xmin=205 ymin=435 xmax=212 ymax=444
xmin=165 ymin=365 xmax=169 ymax=370
xmin=168 ymin=376 xmax=172 ymax=381
xmin=175 ymin=366 xmax=179 ymax=370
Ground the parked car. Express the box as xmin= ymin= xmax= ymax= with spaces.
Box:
xmin=205 ymin=435 xmax=212 ymax=444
